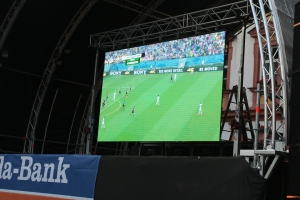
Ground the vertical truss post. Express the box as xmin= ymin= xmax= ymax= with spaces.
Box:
xmin=268 ymin=0 xmax=288 ymax=145
xmin=86 ymin=48 xmax=99 ymax=154
xmin=76 ymin=65 xmax=103 ymax=154
xmin=258 ymin=0 xmax=276 ymax=149
xmin=66 ymin=94 xmax=82 ymax=154
xmin=23 ymin=0 xmax=98 ymax=153
xmin=254 ymin=67 xmax=262 ymax=168
xmin=249 ymin=0 xmax=287 ymax=150
xmin=41 ymin=89 xmax=58 ymax=154
xmin=76 ymin=63 xmax=103 ymax=154
xmin=233 ymin=19 xmax=247 ymax=157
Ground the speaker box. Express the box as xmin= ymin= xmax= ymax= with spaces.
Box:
xmin=289 ymin=2 xmax=300 ymax=145
xmin=129 ymin=146 xmax=140 ymax=156
xmin=288 ymin=145 xmax=300 ymax=195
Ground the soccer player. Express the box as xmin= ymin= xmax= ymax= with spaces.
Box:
xmin=119 ymin=87 xmax=121 ymax=96
xmin=101 ymin=116 xmax=105 ymax=128
xmin=170 ymin=74 xmax=173 ymax=82
xmin=156 ymin=95 xmax=160 ymax=105
xmin=102 ymin=99 xmax=106 ymax=108
xmin=113 ymin=91 xmax=116 ymax=102
xmin=174 ymin=73 xmax=177 ymax=82
xmin=121 ymin=100 xmax=126 ymax=111
xmin=130 ymin=106 xmax=135 ymax=117
xmin=198 ymin=102 xmax=203 ymax=115
xmin=129 ymin=85 xmax=132 ymax=93
xmin=126 ymin=90 xmax=128 ymax=97
xmin=106 ymin=92 xmax=109 ymax=101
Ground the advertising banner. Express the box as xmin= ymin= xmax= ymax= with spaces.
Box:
xmin=0 ymin=154 xmax=100 ymax=200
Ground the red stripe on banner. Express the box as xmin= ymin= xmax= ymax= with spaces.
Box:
xmin=0 ymin=191 xmax=69 ymax=200
xmin=256 ymin=106 xmax=260 ymax=113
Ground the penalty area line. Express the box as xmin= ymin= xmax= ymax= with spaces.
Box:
xmin=100 ymin=87 xmax=135 ymax=113
xmin=101 ymin=101 xmax=121 ymax=117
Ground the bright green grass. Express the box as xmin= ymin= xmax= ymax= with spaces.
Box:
xmin=98 ymin=71 xmax=223 ymax=142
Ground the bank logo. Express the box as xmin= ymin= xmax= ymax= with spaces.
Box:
xmin=0 ymin=156 xmax=70 ymax=183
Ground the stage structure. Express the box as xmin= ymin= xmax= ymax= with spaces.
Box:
xmin=87 ymin=0 xmax=294 ymax=178
xmin=248 ymin=0 xmax=296 ymax=177
xmin=23 ymin=0 xmax=98 ymax=154
xmin=0 ymin=0 xmax=26 ymax=50
xmin=81 ymin=0 xmax=253 ymax=155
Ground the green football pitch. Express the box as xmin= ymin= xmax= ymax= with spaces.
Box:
xmin=98 ymin=71 xmax=223 ymax=142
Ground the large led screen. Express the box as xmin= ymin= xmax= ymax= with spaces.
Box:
xmin=98 ymin=31 xmax=225 ymax=142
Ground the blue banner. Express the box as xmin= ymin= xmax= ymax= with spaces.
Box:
xmin=0 ymin=154 xmax=100 ymax=199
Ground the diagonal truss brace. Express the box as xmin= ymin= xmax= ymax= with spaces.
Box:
xmin=104 ymin=0 xmax=169 ymax=20
xmin=23 ymin=0 xmax=98 ymax=154
xmin=128 ymin=0 xmax=167 ymax=26
xmin=90 ymin=0 xmax=252 ymax=49
xmin=0 ymin=0 xmax=26 ymax=49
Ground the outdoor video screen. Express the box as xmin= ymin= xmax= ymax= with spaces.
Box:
xmin=98 ymin=31 xmax=225 ymax=142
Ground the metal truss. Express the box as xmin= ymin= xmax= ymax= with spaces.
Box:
xmin=0 ymin=0 xmax=26 ymax=49
xmin=23 ymin=0 xmax=98 ymax=154
xmin=128 ymin=0 xmax=167 ymax=26
xmin=90 ymin=0 xmax=251 ymax=49
xmin=76 ymin=66 xmax=103 ymax=154
xmin=250 ymin=0 xmax=287 ymax=150
xmin=104 ymin=0 xmax=169 ymax=20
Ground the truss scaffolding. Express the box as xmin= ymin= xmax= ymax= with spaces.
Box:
xmin=104 ymin=0 xmax=170 ymax=20
xmin=88 ymin=0 xmax=292 ymax=177
xmin=0 ymin=0 xmax=26 ymax=49
xmin=90 ymin=0 xmax=252 ymax=49
xmin=23 ymin=0 xmax=98 ymax=154
xmin=13 ymin=0 xmax=290 ymax=179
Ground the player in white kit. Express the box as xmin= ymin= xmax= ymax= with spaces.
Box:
xmin=101 ymin=116 xmax=105 ymax=128
xmin=113 ymin=91 xmax=116 ymax=102
xmin=174 ymin=73 xmax=177 ymax=82
xmin=156 ymin=95 xmax=160 ymax=105
xmin=198 ymin=102 xmax=203 ymax=115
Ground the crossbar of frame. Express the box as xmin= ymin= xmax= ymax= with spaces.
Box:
xmin=90 ymin=0 xmax=252 ymax=49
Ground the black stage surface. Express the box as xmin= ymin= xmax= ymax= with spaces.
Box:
xmin=95 ymin=156 xmax=265 ymax=200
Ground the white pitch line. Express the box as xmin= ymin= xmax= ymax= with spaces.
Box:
xmin=102 ymin=101 xmax=121 ymax=116
xmin=100 ymin=87 xmax=134 ymax=113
